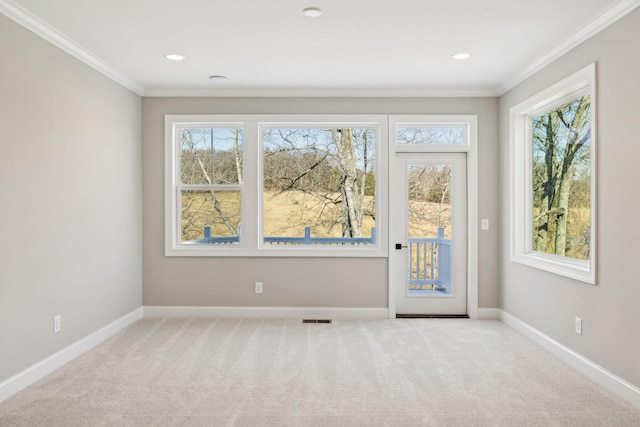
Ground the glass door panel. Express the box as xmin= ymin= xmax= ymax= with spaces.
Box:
xmin=407 ymin=162 xmax=453 ymax=296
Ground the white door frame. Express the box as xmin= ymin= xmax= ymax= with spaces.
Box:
xmin=387 ymin=115 xmax=478 ymax=319
xmin=393 ymin=153 xmax=467 ymax=315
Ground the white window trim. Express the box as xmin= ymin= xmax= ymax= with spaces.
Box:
xmin=509 ymin=64 xmax=597 ymax=284
xmin=165 ymin=114 xmax=388 ymax=257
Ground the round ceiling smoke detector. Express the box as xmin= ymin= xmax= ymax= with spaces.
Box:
xmin=209 ymin=75 xmax=228 ymax=81
xmin=302 ymin=7 xmax=322 ymax=17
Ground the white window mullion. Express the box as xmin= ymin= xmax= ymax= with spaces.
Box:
xmin=242 ymin=121 xmax=259 ymax=251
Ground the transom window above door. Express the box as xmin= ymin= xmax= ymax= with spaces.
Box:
xmin=391 ymin=116 xmax=473 ymax=153
xmin=396 ymin=124 xmax=467 ymax=146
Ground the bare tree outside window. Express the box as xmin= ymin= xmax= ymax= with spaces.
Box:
xmin=407 ymin=164 xmax=452 ymax=238
xmin=396 ymin=126 xmax=465 ymax=145
xmin=179 ymin=127 xmax=243 ymax=242
xmin=509 ymin=64 xmax=595 ymax=283
xmin=532 ymin=94 xmax=591 ymax=260
xmin=262 ymin=127 xmax=376 ymax=241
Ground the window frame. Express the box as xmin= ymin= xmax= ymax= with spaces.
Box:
xmin=509 ymin=64 xmax=597 ymax=284
xmin=174 ymin=123 xmax=244 ymax=246
xmin=165 ymin=114 xmax=388 ymax=257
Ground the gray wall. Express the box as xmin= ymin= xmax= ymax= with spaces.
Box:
xmin=498 ymin=9 xmax=640 ymax=387
xmin=0 ymin=15 xmax=143 ymax=383
xmin=142 ymin=97 xmax=499 ymax=309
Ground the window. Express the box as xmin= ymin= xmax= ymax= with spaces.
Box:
xmin=165 ymin=115 xmax=388 ymax=257
xmin=262 ymin=126 xmax=377 ymax=247
xmin=510 ymin=64 xmax=596 ymax=283
xmin=396 ymin=124 xmax=466 ymax=145
xmin=176 ymin=125 xmax=243 ymax=245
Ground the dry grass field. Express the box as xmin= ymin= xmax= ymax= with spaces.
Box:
xmin=181 ymin=190 xmax=376 ymax=241
xmin=262 ymin=191 xmax=376 ymax=238
xmin=533 ymin=206 xmax=591 ymax=259
xmin=181 ymin=190 xmax=455 ymax=242
xmin=182 ymin=191 xmax=460 ymax=241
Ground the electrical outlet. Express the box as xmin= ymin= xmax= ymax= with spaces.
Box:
xmin=255 ymin=281 xmax=263 ymax=294
xmin=53 ymin=315 xmax=61 ymax=334
xmin=575 ymin=317 xmax=582 ymax=335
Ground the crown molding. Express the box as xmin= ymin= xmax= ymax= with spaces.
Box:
xmin=498 ymin=0 xmax=640 ymax=95
xmin=142 ymin=87 xmax=501 ymax=98
xmin=0 ymin=0 xmax=145 ymax=95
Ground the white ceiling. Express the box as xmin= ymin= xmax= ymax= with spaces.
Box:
xmin=2 ymin=0 xmax=638 ymax=96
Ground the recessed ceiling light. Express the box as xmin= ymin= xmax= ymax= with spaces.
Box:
xmin=165 ymin=54 xmax=186 ymax=61
xmin=451 ymin=53 xmax=471 ymax=60
xmin=209 ymin=75 xmax=228 ymax=81
xmin=303 ymin=7 xmax=322 ymax=17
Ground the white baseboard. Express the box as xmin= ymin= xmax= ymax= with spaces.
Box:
xmin=477 ymin=307 xmax=502 ymax=319
xmin=0 ymin=307 xmax=143 ymax=404
xmin=143 ymin=305 xmax=389 ymax=320
xmin=500 ymin=309 xmax=640 ymax=410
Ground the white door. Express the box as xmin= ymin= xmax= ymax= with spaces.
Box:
xmin=391 ymin=153 xmax=467 ymax=316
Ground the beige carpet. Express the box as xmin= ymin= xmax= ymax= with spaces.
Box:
xmin=0 ymin=318 xmax=639 ymax=426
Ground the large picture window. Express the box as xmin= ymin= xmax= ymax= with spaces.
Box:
xmin=261 ymin=126 xmax=377 ymax=247
xmin=510 ymin=64 xmax=596 ymax=283
xmin=165 ymin=115 xmax=387 ymax=257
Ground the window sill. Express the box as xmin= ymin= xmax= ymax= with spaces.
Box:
xmin=165 ymin=245 xmax=388 ymax=258
xmin=510 ymin=251 xmax=595 ymax=284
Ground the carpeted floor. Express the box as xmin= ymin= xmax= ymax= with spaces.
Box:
xmin=1 ymin=318 xmax=639 ymax=426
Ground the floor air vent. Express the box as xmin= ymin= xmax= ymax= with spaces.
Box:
xmin=302 ymin=319 xmax=332 ymax=324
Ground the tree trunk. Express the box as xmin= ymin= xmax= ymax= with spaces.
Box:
xmin=534 ymin=115 xmax=558 ymax=252
xmin=333 ymin=129 xmax=362 ymax=237
xmin=554 ymin=165 xmax=572 ymax=255
xmin=553 ymin=98 xmax=590 ymax=256
xmin=233 ymin=128 xmax=243 ymax=184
